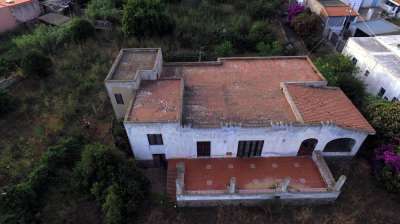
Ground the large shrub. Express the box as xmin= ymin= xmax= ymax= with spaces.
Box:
xmin=66 ymin=18 xmax=96 ymax=43
xmin=0 ymin=90 xmax=17 ymax=116
xmin=374 ymin=142 xmax=400 ymax=193
xmin=215 ymin=41 xmax=234 ymax=57
xmin=315 ymin=54 xmax=366 ymax=108
xmin=256 ymin=41 xmax=283 ymax=56
xmin=74 ymin=144 xmax=149 ymax=223
xmin=86 ymin=0 xmax=121 ymax=21
xmin=0 ymin=137 xmax=84 ymax=223
xmin=122 ymin=0 xmax=174 ymax=38
xmin=364 ymin=97 xmax=400 ymax=138
xmin=248 ymin=21 xmax=274 ymax=48
xmin=247 ymin=0 xmax=280 ymax=20
xmin=291 ymin=9 xmax=322 ymax=48
xmin=21 ymin=50 xmax=53 ymax=78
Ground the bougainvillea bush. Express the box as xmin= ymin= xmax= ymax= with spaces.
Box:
xmin=374 ymin=142 xmax=400 ymax=193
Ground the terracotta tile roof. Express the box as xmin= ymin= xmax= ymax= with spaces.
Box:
xmin=127 ymin=79 xmax=182 ymax=123
xmin=321 ymin=6 xmax=358 ymax=17
xmin=0 ymin=0 xmax=33 ymax=8
xmin=168 ymin=157 xmax=327 ymax=192
xmin=161 ymin=57 xmax=325 ymax=127
xmin=391 ymin=0 xmax=400 ymax=5
xmin=285 ymin=83 xmax=375 ymax=134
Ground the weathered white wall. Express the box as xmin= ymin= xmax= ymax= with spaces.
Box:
xmin=342 ymin=39 xmax=400 ymax=100
xmin=105 ymin=81 xmax=138 ymax=120
xmin=124 ymin=122 xmax=368 ymax=160
xmin=10 ymin=0 xmax=41 ymax=23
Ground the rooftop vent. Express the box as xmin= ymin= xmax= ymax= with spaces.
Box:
xmin=5 ymin=0 xmax=15 ymax=3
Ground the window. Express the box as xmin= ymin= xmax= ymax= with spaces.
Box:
xmin=377 ymin=87 xmax=386 ymax=98
xmin=147 ymin=134 xmax=163 ymax=145
xmin=237 ymin=140 xmax=264 ymax=157
xmin=351 ymin=57 xmax=358 ymax=65
xmin=323 ymin=138 xmax=356 ymax=152
xmin=114 ymin=93 xmax=124 ymax=104
xmin=392 ymin=97 xmax=398 ymax=102
xmin=364 ymin=70 xmax=369 ymax=77
xmin=297 ymin=138 xmax=318 ymax=156
xmin=197 ymin=141 xmax=211 ymax=157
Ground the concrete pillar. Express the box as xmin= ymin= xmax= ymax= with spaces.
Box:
xmin=176 ymin=162 xmax=185 ymax=195
xmin=176 ymin=179 xmax=183 ymax=195
xmin=333 ymin=175 xmax=347 ymax=192
xmin=228 ymin=177 xmax=236 ymax=194
xmin=280 ymin=177 xmax=291 ymax=192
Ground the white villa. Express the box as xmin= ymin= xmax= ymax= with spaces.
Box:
xmin=105 ymin=48 xmax=374 ymax=206
xmin=342 ymin=35 xmax=400 ymax=101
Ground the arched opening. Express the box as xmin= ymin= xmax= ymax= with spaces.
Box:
xmin=323 ymin=138 xmax=356 ymax=152
xmin=297 ymin=138 xmax=318 ymax=156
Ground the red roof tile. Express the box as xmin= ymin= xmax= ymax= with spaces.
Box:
xmin=161 ymin=57 xmax=324 ymax=127
xmin=285 ymin=83 xmax=375 ymax=134
xmin=127 ymin=79 xmax=182 ymax=123
xmin=321 ymin=6 xmax=358 ymax=17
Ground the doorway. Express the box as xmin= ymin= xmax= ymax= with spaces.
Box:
xmin=297 ymin=139 xmax=318 ymax=156
xmin=152 ymin=154 xmax=166 ymax=168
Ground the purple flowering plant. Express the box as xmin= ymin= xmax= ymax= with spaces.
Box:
xmin=287 ymin=3 xmax=304 ymax=23
xmin=374 ymin=141 xmax=400 ymax=173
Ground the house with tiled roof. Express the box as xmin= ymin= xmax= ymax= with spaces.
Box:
xmin=0 ymin=0 xmax=41 ymax=33
xmin=105 ymin=48 xmax=374 ymax=206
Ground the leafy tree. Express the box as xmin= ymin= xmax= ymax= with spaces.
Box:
xmin=247 ymin=0 xmax=280 ymax=20
xmin=21 ymin=50 xmax=52 ymax=78
xmin=364 ymin=97 xmax=400 ymax=138
xmin=291 ymin=10 xmax=322 ymax=38
xmin=74 ymin=144 xmax=149 ymax=222
xmin=103 ymin=184 xmax=124 ymax=224
xmin=215 ymin=41 xmax=234 ymax=57
xmin=256 ymin=41 xmax=283 ymax=56
xmin=66 ymin=18 xmax=96 ymax=43
xmin=0 ymin=90 xmax=17 ymax=116
xmin=86 ymin=0 xmax=121 ymax=21
xmin=122 ymin=0 xmax=174 ymax=38
xmin=248 ymin=21 xmax=274 ymax=47
xmin=315 ymin=54 xmax=366 ymax=107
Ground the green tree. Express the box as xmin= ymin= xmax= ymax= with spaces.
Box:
xmin=315 ymin=54 xmax=366 ymax=107
xmin=247 ymin=0 xmax=280 ymax=20
xmin=122 ymin=0 xmax=174 ymax=38
xmin=21 ymin=50 xmax=53 ymax=78
xmin=0 ymin=90 xmax=17 ymax=116
xmin=291 ymin=10 xmax=322 ymax=38
xmin=248 ymin=21 xmax=274 ymax=47
xmin=86 ymin=0 xmax=120 ymax=21
xmin=256 ymin=41 xmax=283 ymax=56
xmin=103 ymin=184 xmax=124 ymax=224
xmin=364 ymin=97 xmax=400 ymax=138
xmin=66 ymin=18 xmax=96 ymax=43
xmin=215 ymin=41 xmax=234 ymax=57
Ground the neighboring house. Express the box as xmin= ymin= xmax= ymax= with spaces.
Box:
xmin=342 ymin=35 xmax=400 ymax=101
xmin=0 ymin=0 xmax=41 ymax=33
xmin=381 ymin=0 xmax=400 ymax=18
xmin=306 ymin=0 xmax=358 ymax=42
xmin=105 ymin=48 xmax=375 ymax=205
xmin=350 ymin=18 xmax=400 ymax=36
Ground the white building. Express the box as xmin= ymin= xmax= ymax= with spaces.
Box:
xmin=342 ymin=35 xmax=400 ymax=101
xmin=381 ymin=0 xmax=400 ymax=18
xmin=105 ymin=48 xmax=374 ymax=205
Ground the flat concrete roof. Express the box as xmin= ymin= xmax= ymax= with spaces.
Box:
xmin=374 ymin=54 xmax=400 ymax=78
xmin=352 ymin=19 xmax=400 ymax=36
xmin=352 ymin=37 xmax=390 ymax=53
xmin=38 ymin=13 xmax=70 ymax=26
xmin=107 ymin=49 xmax=158 ymax=81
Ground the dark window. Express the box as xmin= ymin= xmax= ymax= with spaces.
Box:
xmin=197 ymin=141 xmax=211 ymax=157
xmin=377 ymin=87 xmax=386 ymax=98
xmin=323 ymin=138 xmax=356 ymax=152
xmin=237 ymin=140 xmax=264 ymax=157
xmin=364 ymin=70 xmax=369 ymax=77
xmin=352 ymin=57 xmax=358 ymax=65
xmin=392 ymin=97 xmax=398 ymax=102
xmin=115 ymin=93 xmax=124 ymax=104
xmin=147 ymin=134 xmax=163 ymax=145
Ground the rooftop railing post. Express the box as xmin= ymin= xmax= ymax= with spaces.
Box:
xmin=280 ymin=177 xmax=291 ymax=192
xmin=228 ymin=177 xmax=236 ymax=194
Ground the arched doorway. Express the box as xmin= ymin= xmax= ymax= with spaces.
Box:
xmin=323 ymin=138 xmax=356 ymax=152
xmin=297 ymin=138 xmax=318 ymax=156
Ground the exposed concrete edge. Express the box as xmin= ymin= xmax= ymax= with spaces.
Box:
xmin=281 ymin=83 xmax=305 ymax=123
xmin=312 ymin=151 xmax=336 ymax=189
xmin=176 ymin=191 xmax=340 ymax=207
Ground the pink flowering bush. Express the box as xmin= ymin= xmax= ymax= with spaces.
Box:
xmin=374 ymin=141 xmax=400 ymax=192
xmin=287 ymin=3 xmax=304 ymax=23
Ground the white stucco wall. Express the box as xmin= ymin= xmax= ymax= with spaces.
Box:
xmin=342 ymin=39 xmax=400 ymax=100
xmin=124 ymin=122 xmax=368 ymax=160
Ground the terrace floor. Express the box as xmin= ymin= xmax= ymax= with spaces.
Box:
xmin=168 ymin=157 xmax=327 ymax=193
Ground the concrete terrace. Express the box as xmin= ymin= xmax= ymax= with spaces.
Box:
xmin=108 ymin=49 xmax=158 ymax=81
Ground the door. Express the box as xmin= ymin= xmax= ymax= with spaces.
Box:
xmin=152 ymin=154 xmax=166 ymax=168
